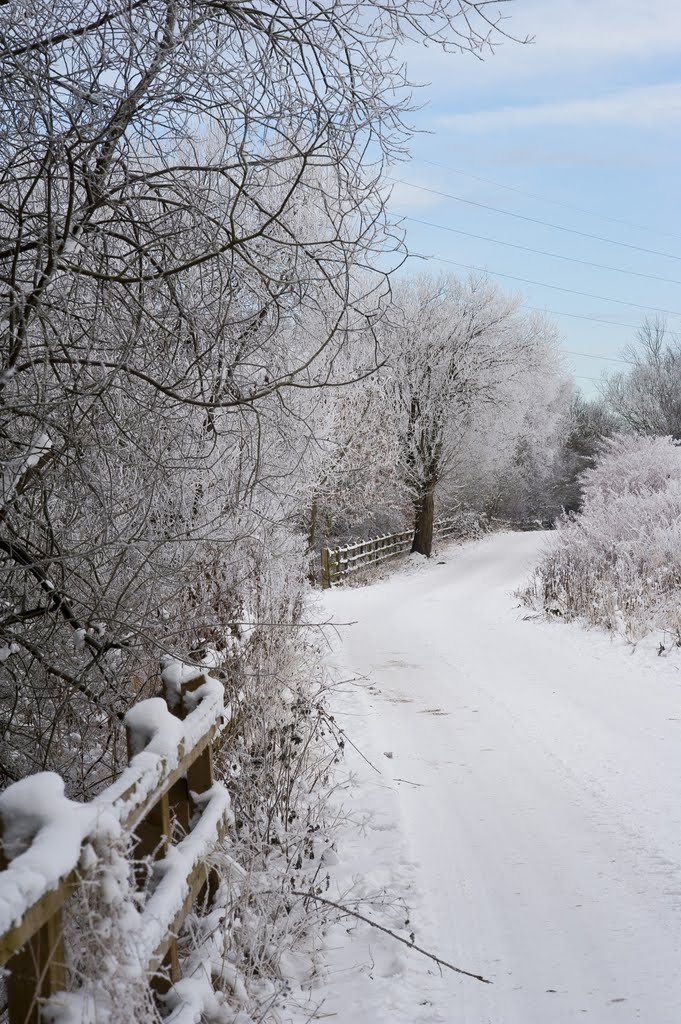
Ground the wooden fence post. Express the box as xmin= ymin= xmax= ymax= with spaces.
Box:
xmin=5 ymin=913 xmax=66 ymax=1024
xmin=125 ymin=718 xmax=178 ymax=992
xmin=125 ymin=723 xmax=174 ymax=868
xmin=177 ymin=680 xmax=214 ymax=807
xmin=320 ymin=548 xmax=331 ymax=589
xmin=1 ymin=834 xmax=66 ymax=1024
xmin=164 ymin=672 xmax=220 ymax=904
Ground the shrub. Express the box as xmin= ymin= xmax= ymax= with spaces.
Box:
xmin=523 ymin=435 xmax=681 ymax=641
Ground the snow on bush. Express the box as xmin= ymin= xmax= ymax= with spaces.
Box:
xmin=523 ymin=435 xmax=681 ymax=641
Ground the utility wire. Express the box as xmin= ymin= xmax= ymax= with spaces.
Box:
xmin=402 ymin=215 xmax=681 ymax=287
xmin=521 ymin=306 xmax=639 ymax=331
xmin=414 ymin=158 xmax=681 ymax=243
xmin=408 ymin=250 xmax=681 ymax=318
xmin=391 ymin=172 xmax=642 ymax=377
xmin=563 ymin=349 xmax=631 ymax=364
xmin=389 ymin=177 xmax=681 ymax=263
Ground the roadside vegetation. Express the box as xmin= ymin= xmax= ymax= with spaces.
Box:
xmin=525 ymin=319 xmax=681 ymax=645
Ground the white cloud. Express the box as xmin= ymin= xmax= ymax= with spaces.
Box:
xmin=386 ymin=178 xmax=444 ymax=210
xmin=521 ymin=0 xmax=681 ymax=59
xmin=437 ymin=82 xmax=681 ymax=132
xmin=402 ymin=0 xmax=681 ymax=92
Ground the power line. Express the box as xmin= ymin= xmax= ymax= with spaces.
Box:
xmin=389 ymin=177 xmax=681 ymax=263
xmin=403 ymin=215 xmax=681 ymax=287
xmin=408 ymin=250 xmax=681 ymax=318
xmin=414 ymin=158 xmax=681 ymax=243
xmin=521 ymin=306 xmax=639 ymax=331
xmin=562 ymin=349 xmax=631 ymax=364
xmin=391 ymin=169 xmax=643 ymax=380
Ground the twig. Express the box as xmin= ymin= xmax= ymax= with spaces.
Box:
xmin=289 ymin=889 xmax=492 ymax=984
xmin=336 ymin=727 xmax=381 ymax=774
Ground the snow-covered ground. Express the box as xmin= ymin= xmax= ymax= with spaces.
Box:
xmin=303 ymin=530 xmax=681 ymax=1024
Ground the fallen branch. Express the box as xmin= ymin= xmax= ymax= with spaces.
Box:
xmin=289 ymin=889 xmax=492 ymax=984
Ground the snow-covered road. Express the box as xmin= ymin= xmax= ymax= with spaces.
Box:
xmin=313 ymin=531 xmax=681 ymax=1024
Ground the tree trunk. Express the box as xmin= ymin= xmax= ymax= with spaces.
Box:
xmin=307 ymin=495 xmax=318 ymax=553
xmin=411 ymin=487 xmax=434 ymax=556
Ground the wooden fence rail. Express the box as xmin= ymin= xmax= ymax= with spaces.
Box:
xmin=320 ymin=518 xmax=460 ymax=588
xmin=0 ymin=659 xmax=235 ymax=1024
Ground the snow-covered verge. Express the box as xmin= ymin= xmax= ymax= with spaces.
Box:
xmin=280 ymin=670 xmax=467 ymax=1024
xmin=310 ymin=530 xmax=681 ymax=1024
xmin=521 ymin=434 xmax=681 ymax=643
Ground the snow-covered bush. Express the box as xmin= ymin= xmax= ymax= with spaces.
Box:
xmin=523 ymin=435 xmax=681 ymax=641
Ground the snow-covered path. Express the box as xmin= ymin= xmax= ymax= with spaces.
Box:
xmin=316 ymin=531 xmax=681 ymax=1024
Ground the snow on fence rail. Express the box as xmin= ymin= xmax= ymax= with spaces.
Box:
xmin=0 ymin=658 xmax=236 ymax=1024
xmin=320 ymin=518 xmax=460 ymax=588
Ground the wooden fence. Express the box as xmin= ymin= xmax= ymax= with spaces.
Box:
xmin=320 ymin=518 xmax=460 ymax=588
xmin=0 ymin=659 xmax=235 ymax=1024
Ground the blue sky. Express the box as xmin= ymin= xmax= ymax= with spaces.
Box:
xmin=388 ymin=0 xmax=681 ymax=395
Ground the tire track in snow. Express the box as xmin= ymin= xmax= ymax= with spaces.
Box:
xmin=320 ymin=531 xmax=681 ymax=1024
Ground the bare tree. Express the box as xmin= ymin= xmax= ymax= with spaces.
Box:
xmin=603 ymin=316 xmax=681 ymax=439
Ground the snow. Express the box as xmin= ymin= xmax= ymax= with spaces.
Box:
xmin=0 ymin=642 xmax=19 ymax=663
xmin=181 ymin=676 xmax=226 ymax=722
xmin=0 ymin=774 xmax=97 ymax=935
xmin=160 ymin=656 xmax=211 ymax=712
xmin=0 ymin=668 xmax=228 ymax=943
xmin=314 ymin=530 xmax=681 ymax=1024
xmin=104 ymin=672 xmax=226 ymax=825
xmin=136 ymin=784 xmax=232 ymax=964
xmin=123 ymin=698 xmax=183 ymax=758
xmin=41 ymin=992 xmax=99 ymax=1024
xmin=197 ymin=648 xmax=225 ymax=671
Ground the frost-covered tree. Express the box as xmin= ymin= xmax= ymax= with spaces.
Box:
xmin=554 ymin=392 xmax=618 ymax=513
xmin=379 ymin=273 xmax=560 ymax=555
xmin=302 ymin=375 xmax=406 ymax=550
xmin=0 ymin=4 xmax=540 ymax=1016
xmin=455 ymin=356 xmax=572 ymax=524
xmin=0 ymin=1 xmax=521 ymax=790
xmin=603 ymin=317 xmax=681 ymax=439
